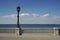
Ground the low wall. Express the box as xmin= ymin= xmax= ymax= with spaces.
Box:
xmin=22 ymin=28 xmax=59 ymax=36
xmin=0 ymin=28 xmax=60 ymax=36
xmin=0 ymin=28 xmax=19 ymax=36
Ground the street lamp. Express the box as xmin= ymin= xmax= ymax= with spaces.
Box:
xmin=17 ymin=6 xmax=20 ymax=28
xmin=17 ymin=6 xmax=22 ymax=35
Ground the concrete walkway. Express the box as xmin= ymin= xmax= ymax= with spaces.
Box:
xmin=0 ymin=33 xmax=60 ymax=40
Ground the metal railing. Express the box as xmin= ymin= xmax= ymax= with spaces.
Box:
xmin=0 ymin=28 xmax=59 ymax=36
xmin=0 ymin=28 xmax=19 ymax=33
xmin=22 ymin=28 xmax=54 ymax=33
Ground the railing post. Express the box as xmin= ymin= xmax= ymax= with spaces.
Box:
xmin=53 ymin=27 xmax=58 ymax=36
xmin=16 ymin=28 xmax=19 ymax=36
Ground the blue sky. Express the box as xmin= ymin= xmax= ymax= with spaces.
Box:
xmin=20 ymin=0 xmax=60 ymax=16
xmin=0 ymin=0 xmax=60 ymax=24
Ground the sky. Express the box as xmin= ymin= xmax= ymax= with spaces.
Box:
xmin=0 ymin=0 xmax=60 ymax=24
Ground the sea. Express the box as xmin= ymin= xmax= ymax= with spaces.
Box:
xmin=0 ymin=24 xmax=60 ymax=28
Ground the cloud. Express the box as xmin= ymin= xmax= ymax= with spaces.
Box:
xmin=32 ymin=14 xmax=40 ymax=17
xmin=20 ymin=13 xmax=30 ymax=17
xmin=53 ymin=16 xmax=60 ymax=20
xmin=0 ymin=13 xmax=60 ymax=24
xmin=41 ymin=14 xmax=49 ymax=17
xmin=3 ymin=14 xmax=17 ymax=18
xmin=2 ymin=13 xmax=30 ymax=18
xmin=43 ymin=14 xmax=49 ymax=17
xmin=2 ymin=13 xmax=40 ymax=18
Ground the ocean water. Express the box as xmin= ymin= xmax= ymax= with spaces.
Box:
xmin=0 ymin=24 xmax=60 ymax=28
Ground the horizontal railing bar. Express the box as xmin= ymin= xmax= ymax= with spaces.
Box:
xmin=0 ymin=28 xmax=19 ymax=30
xmin=0 ymin=28 xmax=60 ymax=30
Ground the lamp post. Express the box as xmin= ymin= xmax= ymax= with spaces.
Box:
xmin=17 ymin=6 xmax=22 ymax=35
xmin=17 ymin=6 xmax=20 ymax=28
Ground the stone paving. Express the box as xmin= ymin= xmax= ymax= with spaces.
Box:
xmin=0 ymin=33 xmax=60 ymax=40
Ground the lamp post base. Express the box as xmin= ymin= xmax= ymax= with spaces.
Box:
xmin=16 ymin=28 xmax=22 ymax=36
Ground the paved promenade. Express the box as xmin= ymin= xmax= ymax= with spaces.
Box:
xmin=0 ymin=33 xmax=60 ymax=40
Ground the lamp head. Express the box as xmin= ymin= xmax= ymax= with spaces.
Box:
xmin=17 ymin=6 xmax=20 ymax=12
